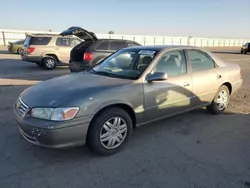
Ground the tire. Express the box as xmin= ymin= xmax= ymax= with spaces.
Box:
xmin=17 ymin=48 xmax=21 ymax=54
xmin=36 ymin=62 xmax=43 ymax=67
xmin=240 ymin=50 xmax=243 ymax=54
xmin=43 ymin=57 xmax=57 ymax=70
xmin=206 ymin=85 xmax=230 ymax=114
xmin=87 ymin=107 xmax=133 ymax=155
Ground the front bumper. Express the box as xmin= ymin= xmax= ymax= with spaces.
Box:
xmin=17 ymin=120 xmax=89 ymax=148
xmin=14 ymin=107 xmax=91 ymax=148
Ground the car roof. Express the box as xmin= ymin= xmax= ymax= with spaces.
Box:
xmin=125 ymin=45 xmax=201 ymax=51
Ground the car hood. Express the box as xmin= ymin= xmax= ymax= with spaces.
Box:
xmin=60 ymin=26 xmax=98 ymax=41
xmin=20 ymin=72 xmax=131 ymax=108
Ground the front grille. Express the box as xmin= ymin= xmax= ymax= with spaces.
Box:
xmin=16 ymin=98 xmax=29 ymax=116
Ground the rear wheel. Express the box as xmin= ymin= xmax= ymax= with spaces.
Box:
xmin=87 ymin=107 xmax=133 ymax=155
xmin=206 ymin=85 xmax=230 ymax=114
xmin=43 ymin=57 xmax=57 ymax=70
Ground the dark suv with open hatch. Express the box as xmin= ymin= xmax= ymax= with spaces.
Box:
xmin=60 ymin=27 xmax=141 ymax=72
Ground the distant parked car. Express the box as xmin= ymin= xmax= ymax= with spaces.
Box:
xmin=8 ymin=39 xmax=25 ymax=54
xmin=21 ymin=33 xmax=82 ymax=69
xmin=14 ymin=45 xmax=242 ymax=155
xmin=240 ymin=42 xmax=250 ymax=54
xmin=60 ymin=27 xmax=141 ymax=72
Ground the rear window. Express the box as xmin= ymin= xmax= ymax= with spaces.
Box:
xmin=29 ymin=37 xmax=51 ymax=45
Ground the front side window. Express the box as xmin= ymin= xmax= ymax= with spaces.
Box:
xmin=154 ymin=50 xmax=187 ymax=77
xmin=92 ymin=49 xmax=158 ymax=79
xmin=56 ymin=38 xmax=71 ymax=47
xmin=110 ymin=41 xmax=127 ymax=51
xmin=186 ymin=50 xmax=215 ymax=72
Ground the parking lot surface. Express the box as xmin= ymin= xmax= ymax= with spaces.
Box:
xmin=0 ymin=46 xmax=249 ymax=188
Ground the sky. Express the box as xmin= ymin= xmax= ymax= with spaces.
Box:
xmin=0 ymin=0 xmax=249 ymax=38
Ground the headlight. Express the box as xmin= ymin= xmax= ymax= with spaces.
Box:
xmin=31 ymin=107 xmax=79 ymax=121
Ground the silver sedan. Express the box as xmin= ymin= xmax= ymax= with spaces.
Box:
xmin=14 ymin=45 xmax=243 ymax=155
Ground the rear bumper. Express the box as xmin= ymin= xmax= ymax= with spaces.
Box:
xmin=21 ymin=54 xmax=41 ymax=62
xmin=69 ymin=61 xmax=92 ymax=72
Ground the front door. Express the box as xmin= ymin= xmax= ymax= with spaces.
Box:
xmin=143 ymin=50 xmax=194 ymax=121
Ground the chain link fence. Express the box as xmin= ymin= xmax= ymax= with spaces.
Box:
xmin=0 ymin=29 xmax=248 ymax=47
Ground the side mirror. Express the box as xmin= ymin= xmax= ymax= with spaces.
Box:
xmin=147 ymin=72 xmax=168 ymax=82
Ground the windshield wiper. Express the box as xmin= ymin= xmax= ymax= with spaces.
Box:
xmin=93 ymin=71 xmax=119 ymax=78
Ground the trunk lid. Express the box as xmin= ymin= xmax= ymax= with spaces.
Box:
xmin=60 ymin=26 xmax=98 ymax=41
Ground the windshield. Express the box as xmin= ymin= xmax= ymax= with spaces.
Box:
xmin=92 ymin=49 xmax=158 ymax=79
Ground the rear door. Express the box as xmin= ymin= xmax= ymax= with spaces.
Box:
xmin=185 ymin=49 xmax=221 ymax=106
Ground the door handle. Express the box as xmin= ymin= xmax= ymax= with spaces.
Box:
xmin=183 ymin=83 xmax=190 ymax=87
xmin=217 ymin=75 xmax=222 ymax=79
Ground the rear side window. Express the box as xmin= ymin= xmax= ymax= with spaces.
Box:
xmin=56 ymin=38 xmax=71 ymax=46
xmin=186 ymin=50 xmax=215 ymax=72
xmin=96 ymin=42 xmax=109 ymax=50
xmin=29 ymin=37 xmax=51 ymax=45
xmin=110 ymin=41 xmax=127 ymax=51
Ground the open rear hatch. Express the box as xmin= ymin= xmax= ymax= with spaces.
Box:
xmin=60 ymin=27 xmax=98 ymax=62
xmin=60 ymin=26 xmax=98 ymax=41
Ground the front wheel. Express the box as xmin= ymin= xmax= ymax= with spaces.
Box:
xmin=87 ymin=107 xmax=133 ymax=155
xmin=43 ymin=57 xmax=57 ymax=70
xmin=206 ymin=85 xmax=230 ymax=114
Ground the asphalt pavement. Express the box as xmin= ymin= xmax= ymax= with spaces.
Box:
xmin=0 ymin=46 xmax=250 ymax=188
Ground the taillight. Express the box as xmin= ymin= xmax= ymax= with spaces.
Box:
xmin=83 ymin=52 xmax=93 ymax=61
xmin=27 ymin=47 xmax=35 ymax=53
